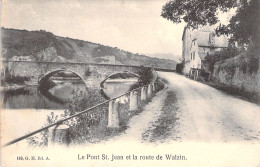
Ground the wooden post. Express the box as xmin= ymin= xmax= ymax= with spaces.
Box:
xmin=129 ymin=91 xmax=138 ymax=111
xmin=48 ymin=124 xmax=70 ymax=146
xmin=108 ymin=99 xmax=119 ymax=128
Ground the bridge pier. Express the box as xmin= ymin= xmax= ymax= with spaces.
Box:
xmin=48 ymin=124 xmax=70 ymax=146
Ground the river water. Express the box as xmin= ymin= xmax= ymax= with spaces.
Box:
xmin=1 ymin=80 xmax=139 ymax=109
xmin=1 ymin=79 xmax=139 ymax=144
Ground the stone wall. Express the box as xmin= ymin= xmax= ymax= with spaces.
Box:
xmin=213 ymin=56 xmax=260 ymax=101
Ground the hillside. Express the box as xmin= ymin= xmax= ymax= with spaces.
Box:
xmin=1 ymin=28 xmax=177 ymax=70
xmin=146 ymin=53 xmax=181 ymax=63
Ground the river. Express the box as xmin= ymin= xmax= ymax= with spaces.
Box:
xmin=1 ymin=78 xmax=139 ymax=144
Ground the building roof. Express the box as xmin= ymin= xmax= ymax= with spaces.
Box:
xmin=182 ymin=26 xmax=228 ymax=47
xmin=194 ymin=30 xmax=228 ymax=48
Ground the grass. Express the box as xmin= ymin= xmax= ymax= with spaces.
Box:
xmin=206 ymin=82 xmax=260 ymax=105
xmin=141 ymin=79 xmax=179 ymax=142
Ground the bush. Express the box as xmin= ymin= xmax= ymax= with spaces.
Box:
xmin=137 ymin=66 xmax=154 ymax=85
xmin=27 ymin=88 xmax=108 ymax=146
xmin=85 ymin=68 xmax=91 ymax=77
xmin=4 ymin=75 xmax=30 ymax=85
xmin=176 ymin=62 xmax=184 ymax=73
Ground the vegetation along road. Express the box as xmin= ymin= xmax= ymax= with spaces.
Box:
xmin=116 ymin=72 xmax=260 ymax=143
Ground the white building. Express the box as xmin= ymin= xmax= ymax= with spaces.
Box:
xmin=182 ymin=26 xmax=228 ymax=76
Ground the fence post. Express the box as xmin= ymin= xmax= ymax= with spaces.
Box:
xmin=137 ymin=89 xmax=141 ymax=108
xmin=152 ymin=82 xmax=155 ymax=92
xmin=48 ymin=124 xmax=70 ymax=146
xmin=129 ymin=91 xmax=138 ymax=111
xmin=147 ymin=84 xmax=152 ymax=99
xmin=108 ymin=99 xmax=119 ymax=128
xmin=155 ymin=79 xmax=158 ymax=90
xmin=141 ymin=86 xmax=147 ymax=102
xmin=118 ymin=95 xmax=130 ymax=124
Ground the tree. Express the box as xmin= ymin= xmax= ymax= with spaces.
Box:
xmin=161 ymin=0 xmax=260 ymax=45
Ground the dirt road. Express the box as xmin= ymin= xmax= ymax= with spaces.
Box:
xmin=117 ymin=72 xmax=260 ymax=143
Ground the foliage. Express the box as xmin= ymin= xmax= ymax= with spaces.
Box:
xmin=2 ymin=28 xmax=177 ymax=70
xmin=204 ymin=45 xmax=240 ymax=73
xmin=91 ymin=45 xmax=115 ymax=58
xmin=1 ymin=28 xmax=76 ymax=60
xmin=27 ymin=88 xmax=108 ymax=146
xmin=137 ymin=66 xmax=154 ymax=85
xmin=176 ymin=60 xmax=184 ymax=73
xmin=85 ymin=68 xmax=91 ymax=77
xmin=3 ymin=75 xmax=30 ymax=85
xmin=78 ymin=40 xmax=84 ymax=47
xmin=216 ymin=0 xmax=260 ymax=44
xmin=161 ymin=0 xmax=237 ymax=28
xmin=161 ymin=0 xmax=260 ymax=45
xmin=205 ymin=44 xmax=259 ymax=74
xmin=27 ymin=113 xmax=58 ymax=147
xmin=1 ymin=28 xmax=54 ymax=58
xmin=59 ymin=89 xmax=108 ymax=144
xmin=53 ymin=38 xmax=75 ymax=59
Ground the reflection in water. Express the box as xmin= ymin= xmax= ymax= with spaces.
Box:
xmin=1 ymin=79 xmax=140 ymax=109
xmin=1 ymin=78 xmax=140 ymax=145
xmin=101 ymin=81 xmax=140 ymax=99
xmin=1 ymin=82 xmax=87 ymax=109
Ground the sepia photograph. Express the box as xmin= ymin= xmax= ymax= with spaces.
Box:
xmin=1 ymin=0 xmax=259 ymax=166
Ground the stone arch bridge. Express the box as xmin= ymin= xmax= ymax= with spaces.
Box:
xmin=2 ymin=61 xmax=146 ymax=88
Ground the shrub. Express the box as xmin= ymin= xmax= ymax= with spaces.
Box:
xmin=85 ymin=68 xmax=91 ymax=77
xmin=137 ymin=66 xmax=154 ymax=85
xmin=176 ymin=61 xmax=184 ymax=73
xmin=27 ymin=88 xmax=107 ymax=146
xmin=4 ymin=75 xmax=30 ymax=85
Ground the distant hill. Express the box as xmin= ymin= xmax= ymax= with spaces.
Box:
xmin=146 ymin=53 xmax=181 ymax=63
xmin=1 ymin=28 xmax=177 ymax=70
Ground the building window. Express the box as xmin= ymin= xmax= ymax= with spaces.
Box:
xmin=193 ymin=52 xmax=195 ymax=60
xmin=191 ymin=53 xmax=192 ymax=60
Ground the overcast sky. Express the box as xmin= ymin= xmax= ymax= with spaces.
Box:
xmin=1 ymin=0 xmax=233 ymax=60
xmin=1 ymin=0 xmax=186 ymax=59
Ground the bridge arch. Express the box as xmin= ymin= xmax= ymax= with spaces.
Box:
xmin=38 ymin=69 xmax=87 ymax=86
xmin=100 ymin=71 xmax=140 ymax=88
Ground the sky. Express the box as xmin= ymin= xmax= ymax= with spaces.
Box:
xmin=1 ymin=0 xmax=233 ymax=60
xmin=1 ymin=0 xmax=186 ymax=59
